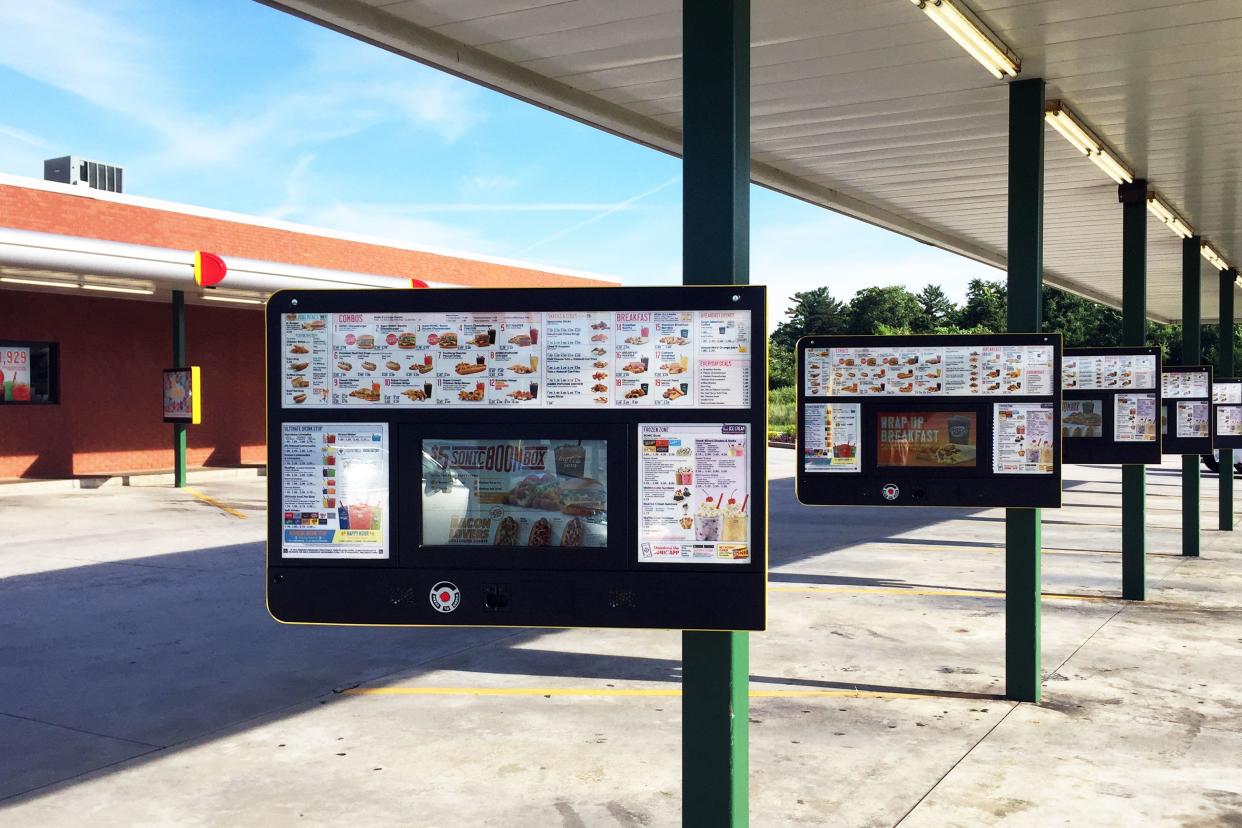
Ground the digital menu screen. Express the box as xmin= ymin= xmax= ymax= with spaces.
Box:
xmin=1062 ymin=399 xmax=1103 ymax=438
xmin=876 ymin=412 xmax=977 ymax=468
xmin=421 ymin=438 xmax=607 ymax=548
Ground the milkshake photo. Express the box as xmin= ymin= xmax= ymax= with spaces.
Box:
xmin=695 ymin=496 xmax=721 ymax=541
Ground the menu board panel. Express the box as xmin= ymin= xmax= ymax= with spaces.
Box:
xmin=280 ymin=309 xmax=750 ymax=409
xmin=805 ymin=344 xmax=1053 ymax=397
xmin=876 ymin=412 xmax=977 ymax=468
xmin=280 ymin=423 xmax=389 ymax=559
xmin=1163 ymin=371 xmax=1211 ymax=399
xmin=421 ymin=438 xmax=607 ymax=548
xmin=637 ymin=423 xmax=751 ymax=565
xmin=1176 ymin=401 xmax=1210 ymax=438
xmin=994 ymin=402 xmax=1055 ymax=474
xmin=1213 ymin=383 xmax=1242 ymax=405
xmin=802 ymin=403 xmax=861 ymax=473
xmin=1115 ymin=393 xmax=1158 ymax=442
xmin=1063 ymin=354 xmax=1157 ymax=390
xmin=1219 ymin=406 xmax=1242 ymax=437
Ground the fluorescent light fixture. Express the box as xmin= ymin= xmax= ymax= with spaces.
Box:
xmin=0 ymin=276 xmax=81 ymax=289
xmin=1201 ymin=242 xmax=1229 ymax=272
xmin=201 ymin=293 xmax=264 ymax=305
xmin=82 ymin=284 xmax=154 ymax=295
xmin=910 ymin=0 xmax=1019 ymax=79
xmin=1044 ymin=101 xmax=1134 ymax=184
xmin=1146 ymin=194 xmax=1194 ymax=239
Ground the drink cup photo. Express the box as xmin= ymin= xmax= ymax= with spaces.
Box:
xmin=529 ymin=327 xmax=539 ymax=345
xmin=530 ymin=381 xmax=539 ymax=398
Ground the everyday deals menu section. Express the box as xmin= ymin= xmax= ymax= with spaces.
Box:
xmin=281 ymin=309 xmax=751 ymax=410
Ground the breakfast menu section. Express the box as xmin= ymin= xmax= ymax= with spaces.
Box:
xmin=637 ymin=423 xmax=751 ymax=564
xmin=280 ymin=423 xmax=389 ymax=559
xmin=1063 ymin=354 xmax=1157 ymax=390
xmin=805 ymin=344 xmax=1054 ymax=397
xmin=280 ymin=310 xmax=750 ymax=409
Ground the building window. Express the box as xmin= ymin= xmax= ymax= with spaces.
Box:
xmin=0 ymin=341 xmax=58 ymax=404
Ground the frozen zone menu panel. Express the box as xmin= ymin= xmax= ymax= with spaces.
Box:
xmin=266 ymin=286 xmax=767 ymax=632
xmin=797 ymin=333 xmax=1062 ymax=509
xmin=280 ymin=308 xmax=751 ymax=409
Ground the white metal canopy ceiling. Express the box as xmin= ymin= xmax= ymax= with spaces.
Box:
xmin=261 ymin=0 xmax=1242 ymax=323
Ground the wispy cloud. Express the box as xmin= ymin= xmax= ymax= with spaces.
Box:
xmin=0 ymin=124 xmax=49 ymax=148
xmin=516 ymin=175 xmax=682 ymax=254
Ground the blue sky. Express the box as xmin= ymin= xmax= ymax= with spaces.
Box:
xmin=0 ymin=0 xmax=1001 ymax=329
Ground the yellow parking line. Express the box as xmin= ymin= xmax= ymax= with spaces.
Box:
xmin=768 ymin=585 xmax=1113 ymax=601
xmin=184 ymin=487 xmax=248 ymax=519
xmin=344 ymin=687 xmax=938 ymax=700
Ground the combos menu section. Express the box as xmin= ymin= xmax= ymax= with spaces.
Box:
xmin=280 ymin=309 xmax=752 ymax=410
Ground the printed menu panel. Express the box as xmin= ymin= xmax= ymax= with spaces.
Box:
xmin=421 ymin=438 xmax=607 ymax=548
xmin=877 ymin=411 xmax=977 ymax=468
xmin=637 ymin=423 xmax=750 ymax=565
xmin=1213 ymin=383 xmax=1242 ymax=405
xmin=1062 ymin=400 xmax=1104 ymax=438
xmin=1176 ymin=401 xmax=1210 ymax=438
xmin=1115 ymin=394 xmax=1158 ymax=442
xmin=802 ymin=403 xmax=860 ymax=473
xmin=807 ymin=344 xmax=1053 ymax=397
xmin=280 ymin=313 xmax=330 ymax=406
xmin=280 ymin=310 xmax=751 ymax=409
xmin=1218 ymin=406 xmax=1242 ymax=437
xmin=994 ymin=402 xmax=1055 ymax=474
xmin=280 ymin=423 xmax=389 ymax=559
xmin=1063 ymin=354 xmax=1157 ymax=390
xmin=1162 ymin=371 xmax=1211 ymax=399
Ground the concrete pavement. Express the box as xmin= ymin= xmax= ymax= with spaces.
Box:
xmin=1 ymin=455 xmax=1239 ymax=825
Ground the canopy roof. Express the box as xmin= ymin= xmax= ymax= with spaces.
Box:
xmin=263 ymin=0 xmax=1242 ymax=322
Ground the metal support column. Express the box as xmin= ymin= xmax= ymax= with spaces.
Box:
xmin=681 ymin=0 xmax=750 ymax=824
xmin=1005 ymin=77 xmax=1044 ymax=703
xmin=172 ymin=289 xmax=187 ymax=488
xmin=1183 ymin=237 xmax=1202 ymax=556
xmin=1220 ymin=268 xmax=1236 ymax=531
xmin=1120 ymin=181 xmax=1148 ymax=599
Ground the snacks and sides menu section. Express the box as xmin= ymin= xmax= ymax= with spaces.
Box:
xmin=805 ymin=344 xmax=1053 ymax=397
xmin=280 ymin=310 xmax=751 ymax=409
xmin=1176 ymin=401 xmax=1210 ymax=438
xmin=637 ymin=424 xmax=751 ymax=564
xmin=421 ymin=439 xmax=607 ymax=548
xmin=1162 ymin=370 xmax=1211 ymax=399
xmin=994 ymin=402 xmax=1055 ymax=474
xmin=802 ymin=403 xmax=860 ymax=473
xmin=1115 ymin=394 xmax=1158 ymax=442
xmin=280 ymin=423 xmax=389 ymax=559
xmin=1063 ymin=354 xmax=1157 ymax=390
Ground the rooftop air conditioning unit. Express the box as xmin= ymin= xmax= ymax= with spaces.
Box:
xmin=43 ymin=156 xmax=123 ymax=193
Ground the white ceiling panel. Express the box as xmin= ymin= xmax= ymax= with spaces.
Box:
xmin=261 ymin=0 xmax=1242 ymax=322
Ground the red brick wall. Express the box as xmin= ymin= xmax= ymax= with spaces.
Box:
xmin=0 ymin=184 xmax=612 ymax=288
xmin=0 ymin=291 xmax=265 ymax=478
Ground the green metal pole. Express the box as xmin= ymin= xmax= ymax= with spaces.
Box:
xmin=1120 ymin=182 xmax=1147 ymax=600
xmin=1005 ymin=77 xmax=1044 ymax=703
xmin=681 ymin=1 xmax=749 ymax=824
xmin=172 ymin=289 xmax=187 ymax=488
xmin=1183 ymin=237 xmax=1202 ymax=556
xmin=1220 ymin=267 xmax=1236 ymax=531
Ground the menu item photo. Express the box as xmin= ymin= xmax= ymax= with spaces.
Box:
xmin=876 ymin=412 xmax=977 ymax=468
xmin=1062 ymin=400 xmax=1104 ymax=438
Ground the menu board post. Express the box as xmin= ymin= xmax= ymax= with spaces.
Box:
xmin=266 ymin=286 xmax=767 ymax=631
xmin=796 ymin=333 xmax=1063 ymax=508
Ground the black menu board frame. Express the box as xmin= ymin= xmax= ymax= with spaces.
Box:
xmin=796 ymin=333 xmax=1063 ymax=508
xmin=1212 ymin=377 xmax=1242 ymax=450
xmin=265 ymin=286 xmax=767 ymax=631
xmin=1161 ymin=365 xmax=1214 ymax=456
xmin=1061 ymin=346 xmax=1162 ymax=465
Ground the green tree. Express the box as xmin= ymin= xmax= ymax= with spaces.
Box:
xmin=914 ymin=284 xmax=956 ymax=332
xmin=770 ymin=287 xmax=848 ymax=353
xmin=847 ymin=286 xmax=921 ymax=334
xmin=957 ymin=279 xmax=1007 ymax=331
xmin=1041 ymin=286 xmax=1122 ymax=347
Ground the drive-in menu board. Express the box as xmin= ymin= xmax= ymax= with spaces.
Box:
xmin=637 ymin=423 xmax=751 ymax=565
xmin=805 ymin=343 xmax=1054 ymax=397
xmin=1214 ymin=380 xmax=1242 ymax=444
xmin=280 ymin=422 xmax=389 ymax=559
xmin=280 ymin=309 xmax=751 ymax=409
xmin=1060 ymin=348 xmax=1162 ymax=465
